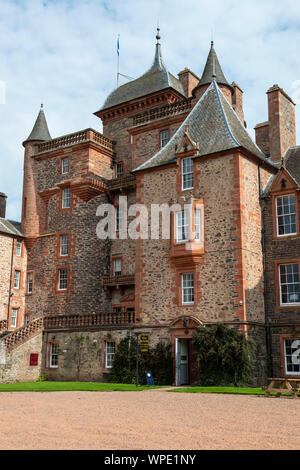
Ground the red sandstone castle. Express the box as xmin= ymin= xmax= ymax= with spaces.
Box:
xmin=0 ymin=31 xmax=299 ymax=384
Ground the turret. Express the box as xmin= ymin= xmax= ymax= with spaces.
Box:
xmin=21 ymin=105 xmax=51 ymax=246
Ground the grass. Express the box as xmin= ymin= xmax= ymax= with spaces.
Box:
xmin=168 ymin=386 xmax=264 ymax=395
xmin=0 ymin=381 xmax=166 ymax=392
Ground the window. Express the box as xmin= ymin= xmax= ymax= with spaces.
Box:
xmin=182 ymin=158 xmax=194 ymax=190
xmin=49 ymin=343 xmax=59 ymax=368
xmin=16 ymin=240 xmax=22 ymax=256
xmin=58 ymin=269 xmax=68 ymax=291
xmin=27 ymin=273 xmax=33 ymax=294
xmin=276 ymin=194 xmax=296 ymax=236
xmin=115 ymin=206 xmax=122 ymax=232
xmin=176 ymin=211 xmax=189 ymax=243
xmin=13 ymin=270 xmax=20 ymax=289
xmin=284 ymin=339 xmax=300 ymax=375
xmin=11 ymin=308 xmax=18 ymax=328
xmin=279 ymin=263 xmax=300 ymax=305
xmin=181 ymin=273 xmax=194 ymax=304
xmin=194 ymin=209 xmax=201 ymax=241
xmin=24 ymin=314 xmax=30 ymax=326
xmin=105 ymin=342 xmax=115 ymax=368
xmin=113 ymin=258 xmax=122 ymax=276
xmin=62 ymin=158 xmax=69 ymax=174
xmin=62 ymin=188 xmax=70 ymax=209
xmin=160 ymin=130 xmax=169 ymax=148
xmin=115 ymin=162 xmax=123 ymax=179
xmin=60 ymin=234 xmax=69 ymax=256
xmin=176 ymin=209 xmax=201 ymax=243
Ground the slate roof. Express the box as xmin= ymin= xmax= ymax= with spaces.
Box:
xmin=99 ymin=38 xmax=185 ymax=111
xmin=25 ymin=105 xmax=51 ymax=142
xmin=134 ymin=80 xmax=273 ymax=172
xmin=194 ymin=42 xmax=230 ymax=90
xmin=0 ymin=218 xmax=24 ymax=237
xmin=284 ymin=146 xmax=300 ymax=186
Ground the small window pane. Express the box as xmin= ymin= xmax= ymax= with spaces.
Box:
xmin=60 ymin=234 xmax=69 ymax=256
xmin=16 ymin=240 xmax=22 ymax=256
xmin=58 ymin=269 xmax=68 ymax=290
xmin=284 ymin=339 xmax=300 ymax=375
xmin=182 ymin=158 xmax=194 ymax=190
xmin=62 ymin=158 xmax=69 ymax=174
xmin=276 ymin=195 xmax=296 ymax=236
xmin=279 ymin=264 xmax=300 ymax=305
xmin=11 ymin=308 xmax=18 ymax=328
xmin=116 ymin=163 xmax=123 ymax=178
xmin=105 ymin=342 xmax=115 ymax=368
xmin=176 ymin=211 xmax=189 ymax=243
xmin=160 ymin=130 xmax=169 ymax=148
xmin=13 ymin=271 xmax=20 ymax=289
xmin=62 ymin=188 xmax=70 ymax=209
xmin=27 ymin=273 xmax=33 ymax=294
xmin=113 ymin=259 xmax=122 ymax=276
xmin=194 ymin=210 xmax=201 ymax=241
xmin=50 ymin=343 xmax=59 ymax=368
xmin=181 ymin=273 xmax=194 ymax=304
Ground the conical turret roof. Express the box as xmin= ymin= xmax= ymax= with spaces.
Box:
xmin=196 ymin=41 xmax=230 ymax=88
xmin=99 ymin=30 xmax=185 ymax=111
xmin=25 ymin=105 xmax=51 ymax=142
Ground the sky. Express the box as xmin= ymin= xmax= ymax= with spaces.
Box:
xmin=1 ymin=0 xmax=300 ymax=221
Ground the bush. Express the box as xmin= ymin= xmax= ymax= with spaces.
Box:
xmin=110 ymin=338 xmax=173 ymax=386
xmin=192 ymin=323 xmax=256 ymax=387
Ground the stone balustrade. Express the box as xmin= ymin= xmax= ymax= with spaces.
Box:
xmin=37 ymin=129 xmax=114 ymax=154
xmin=132 ymin=97 xmax=193 ymax=126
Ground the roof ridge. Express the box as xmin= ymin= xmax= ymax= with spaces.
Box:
xmin=213 ymin=81 xmax=239 ymax=148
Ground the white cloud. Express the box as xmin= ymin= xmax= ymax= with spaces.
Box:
xmin=0 ymin=0 xmax=300 ymax=220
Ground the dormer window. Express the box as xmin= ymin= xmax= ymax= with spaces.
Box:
xmin=182 ymin=158 xmax=194 ymax=190
xmin=160 ymin=129 xmax=169 ymax=148
xmin=275 ymin=194 xmax=296 ymax=236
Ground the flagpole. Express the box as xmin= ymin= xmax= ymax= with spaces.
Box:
xmin=117 ymin=34 xmax=120 ymax=87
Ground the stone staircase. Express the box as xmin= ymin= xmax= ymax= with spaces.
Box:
xmin=1 ymin=317 xmax=44 ymax=352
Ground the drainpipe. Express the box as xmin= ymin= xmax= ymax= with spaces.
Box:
xmin=6 ymin=235 xmax=15 ymax=330
xmin=258 ymin=163 xmax=273 ymax=377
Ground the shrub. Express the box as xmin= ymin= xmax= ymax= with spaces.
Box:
xmin=110 ymin=338 xmax=173 ymax=385
xmin=192 ymin=323 xmax=256 ymax=387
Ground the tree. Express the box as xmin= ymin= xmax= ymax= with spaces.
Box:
xmin=192 ymin=323 xmax=256 ymax=386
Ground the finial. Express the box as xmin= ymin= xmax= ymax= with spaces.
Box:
xmin=156 ymin=27 xmax=161 ymax=44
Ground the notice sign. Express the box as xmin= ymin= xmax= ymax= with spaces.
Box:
xmin=139 ymin=334 xmax=149 ymax=352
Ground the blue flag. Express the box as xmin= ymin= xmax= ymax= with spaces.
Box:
xmin=117 ymin=36 xmax=120 ymax=56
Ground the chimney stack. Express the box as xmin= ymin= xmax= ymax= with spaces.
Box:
xmin=178 ymin=68 xmax=200 ymax=98
xmin=0 ymin=192 xmax=7 ymax=218
xmin=231 ymin=82 xmax=245 ymax=125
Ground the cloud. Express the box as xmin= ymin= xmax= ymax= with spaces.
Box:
xmin=0 ymin=0 xmax=300 ymax=219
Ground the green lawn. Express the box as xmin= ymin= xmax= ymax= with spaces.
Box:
xmin=168 ymin=386 xmax=266 ymax=395
xmin=0 ymin=381 xmax=165 ymax=392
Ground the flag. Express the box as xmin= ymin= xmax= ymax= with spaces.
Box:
xmin=117 ymin=35 xmax=120 ymax=56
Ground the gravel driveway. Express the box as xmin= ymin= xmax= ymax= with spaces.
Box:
xmin=0 ymin=389 xmax=299 ymax=450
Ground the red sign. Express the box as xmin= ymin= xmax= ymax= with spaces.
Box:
xmin=29 ymin=353 xmax=38 ymax=366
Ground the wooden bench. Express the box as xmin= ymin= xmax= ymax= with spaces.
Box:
xmin=262 ymin=378 xmax=300 ymax=398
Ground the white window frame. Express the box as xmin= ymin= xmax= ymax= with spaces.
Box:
xmin=60 ymin=234 xmax=69 ymax=257
xmin=115 ymin=206 xmax=122 ymax=232
xmin=11 ymin=308 xmax=18 ymax=328
xmin=113 ymin=258 xmax=122 ymax=276
xmin=16 ymin=240 xmax=22 ymax=256
xmin=194 ymin=209 xmax=201 ymax=242
xmin=27 ymin=272 xmax=33 ymax=294
xmin=275 ymin=194 xmax=297 ymax=237
xmin=284 ymin=339 xmax=300 ymax=376
xmin=62 ymin=188 xmax=71 ymax=209
xmin=115 ymin=162 xmax=123 ymax=179
xmin=182 ymin=157 xmax=194 ymax=190
xmin=62 ymin=158 xmax=69 ymax=175
xmin=176 ymin=211 xmax=189 ymax=243
xmin=58 ymin=268 xmax=68 ymax=291
xmin=278 ymin=263 xmax=300 ymax=306
xmin=49 ymin=342 xmax=59 ymax=368
xmin=13 ymin=270 xmax=20 ymax=289
xmin=105 ymin=341 xmax=115 ymax=368
xmin=181 ymin=273 xmax=194 ymax=305
xmin=160 ymin=129 xmax=169 ymax=148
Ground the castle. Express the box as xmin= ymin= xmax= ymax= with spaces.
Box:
xmin=0 ymin=30 xmax=299 ymax=385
